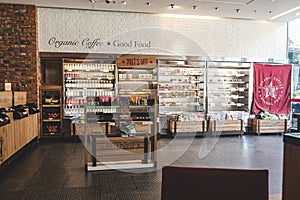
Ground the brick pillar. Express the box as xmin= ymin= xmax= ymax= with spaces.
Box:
xmin=0 ymin=3 xmax=39 ymax=104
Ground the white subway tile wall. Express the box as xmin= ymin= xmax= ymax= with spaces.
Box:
xmin=38 ymin=8 xmax=287 ymax=61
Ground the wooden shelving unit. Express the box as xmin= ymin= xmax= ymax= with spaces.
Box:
xmin=40 ymin=85 xmax=62 ymax=137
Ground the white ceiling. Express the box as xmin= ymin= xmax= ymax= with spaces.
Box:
xmin=1 ymin=0 xmax=300 ymax=22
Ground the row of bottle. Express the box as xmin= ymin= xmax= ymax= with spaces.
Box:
xmin=64 ymin=105 xmax=117 ymax=115
xmin=65 ymin=89 xmax=115 ymax=97
xmin=64 ymin=63 xmax=115 ymax=71
xmin=65 ymin=80 xmax=114 ymax=88
xmin=65 ymin=72 xmax=115 ymax=79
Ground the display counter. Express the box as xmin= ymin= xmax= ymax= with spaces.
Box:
xmin=0 ymin=109 xmax=39 ymax=165
xmin=283 ymin=133 xmax=300 ymax=200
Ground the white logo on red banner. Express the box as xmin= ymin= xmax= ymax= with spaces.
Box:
xmin=258 ymin=76 xmax=284 ymax=106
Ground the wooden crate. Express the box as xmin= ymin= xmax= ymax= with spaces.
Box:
xmin=75 ymin=123 xmax=111 ymax=135
xmin=14 ymin=92 xmax=26 ymax=105
xmin=0 ymin=92 xmax=12 ymax=108
xmin=133 ymin=121 xmax=152 ymax=134
xmin=168 ymin=120 xmax=206 ymax=133
xmin=210 ymin=120 xmax=243 ymax=136
xmin=250 ymin=119 xmax=287 ymax=135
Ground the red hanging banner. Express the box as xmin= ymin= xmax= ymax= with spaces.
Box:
xmin=253 ymin=64 xmax=291 ymax=115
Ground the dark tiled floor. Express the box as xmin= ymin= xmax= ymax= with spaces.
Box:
xmin=0 ymin=134 xmax=283 ymax=200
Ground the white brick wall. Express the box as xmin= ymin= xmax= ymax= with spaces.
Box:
xmin=38 ymin=7 xmax=287 ymax=61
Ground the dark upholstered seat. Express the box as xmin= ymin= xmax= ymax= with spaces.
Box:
xmin=161 ymin=166 xmax=269 ymax=200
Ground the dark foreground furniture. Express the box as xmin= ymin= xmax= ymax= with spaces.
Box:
xmin=161 ymin=166 xmax=268 ymax=200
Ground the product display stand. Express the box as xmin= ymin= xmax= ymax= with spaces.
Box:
xmin=81 ymin=55 xmax=158 ymax=171
xmin=157 ymin=58 xmax=206 ymax=137
xmin=40 ymin=85 xmax=62 ymax=137
xmin=207 ymin=61 xmax=251 ymax=136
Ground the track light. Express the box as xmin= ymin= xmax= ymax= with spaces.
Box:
xmin=146 ymin=2 xmax=151 ymax=6
xmin=170 ymin=4 xmax=175 ymax=9
xmin=236 ymin=9 xmax=240 ymax=13
xmin=193 ymin=5 xmax=197 ymax=10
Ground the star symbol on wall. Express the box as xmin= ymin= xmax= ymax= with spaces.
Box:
xmin=263 ymin=81 xmax=278 ymax=99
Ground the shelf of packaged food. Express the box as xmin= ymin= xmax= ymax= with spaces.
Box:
xmin=42 ymin=104 xmax=60 ymax=108
xmin=159 ymin=89 xmax=202 ymax=92
xmin=159 ymin=73 xmax=203 ymax=76
xmin=209 ymin=95 xmax=245 ymax=99
xmin=42 ymin=119 xmax=61 ymax=122
xmin=64 ymin=63 xmax=115 ymax=71
xmin=208 ymin=88 xmax=247 ymax=92
xmin=209 ymin=74 xmax=247 ymax=77
xmin=208 ymin=81 xmax=246 ymax=84
xmin=118 ymin=79 xmax=156 ymax=82
xmin=65 ymin=69 xmax=114 ymax=72
xmin=65 ymin=86 xmax=114 ymax=89
xmin=159 ymin=97 xmax=203 ymax=100
xmin=209 ymin=103 xmax=245 ymax=107
xmin=65 ymin=77 xmax=115 ymax=80
xmin=160 ymin=103 xmax=202 ymax=106
xmin=159 ymin=80 xmax=203 ymax=84
xmin=118 ymin=91 xmax=154 ymax=96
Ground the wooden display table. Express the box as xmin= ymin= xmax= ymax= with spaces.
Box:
xmin=283 ymin=133 xmax=300 ymax=200
xmin=248 ymin=119 xmax=287 ymax=135
xmin=209 ymin=120 xmax=244 ymax=136
xmin=168 ymin=120 xmax=207 ymax=137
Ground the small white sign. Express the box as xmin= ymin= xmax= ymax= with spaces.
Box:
xmin=5 ymin=83 xmax=11 ymax=91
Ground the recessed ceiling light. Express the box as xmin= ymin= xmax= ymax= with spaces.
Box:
xmin=146 ymin=2 xmax=151 ymax=6
xmin=122 ymin=1 xmax=127 ymax=5
xmin=269 ymin=11 xmax=273 ymax=14
xmin=170 ymin=4 xmax=176 ymax=9
xmin=236 ymin=9 xmax=240 ymax=13
xmin=215 ymin=7 xmax=219 ymax=11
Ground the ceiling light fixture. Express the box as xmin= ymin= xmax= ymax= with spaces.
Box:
xmin=170 ymin=4 xmax=176 ymax=9
xmin=193 ymin=5 xmax=197 ymax=10
xmin=215 ymin=7 xmax=219 ymax=11
xmin=122 ymin=1 xmax=127 ymax=5
xmin=89 ymin=0 xmax=95 ymax=3
xmin=146 ymin=2 xmax=151 ymax=6
xmin=269 ymin=11 xmax=273 ymax=14
xmin=270 ymin=5 xmax=300 ymax=20
xmin=236 ymin=9 xmax=240 ymax=13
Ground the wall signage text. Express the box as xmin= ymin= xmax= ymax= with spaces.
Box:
xmin=117 ymin=55 xmax=156 ymax=68
xmin=48 ymin=37 xmax=152 ymax=49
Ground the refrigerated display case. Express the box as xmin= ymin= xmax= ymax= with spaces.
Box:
xmin=157 ymin=58 xmax=206 ymax=136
